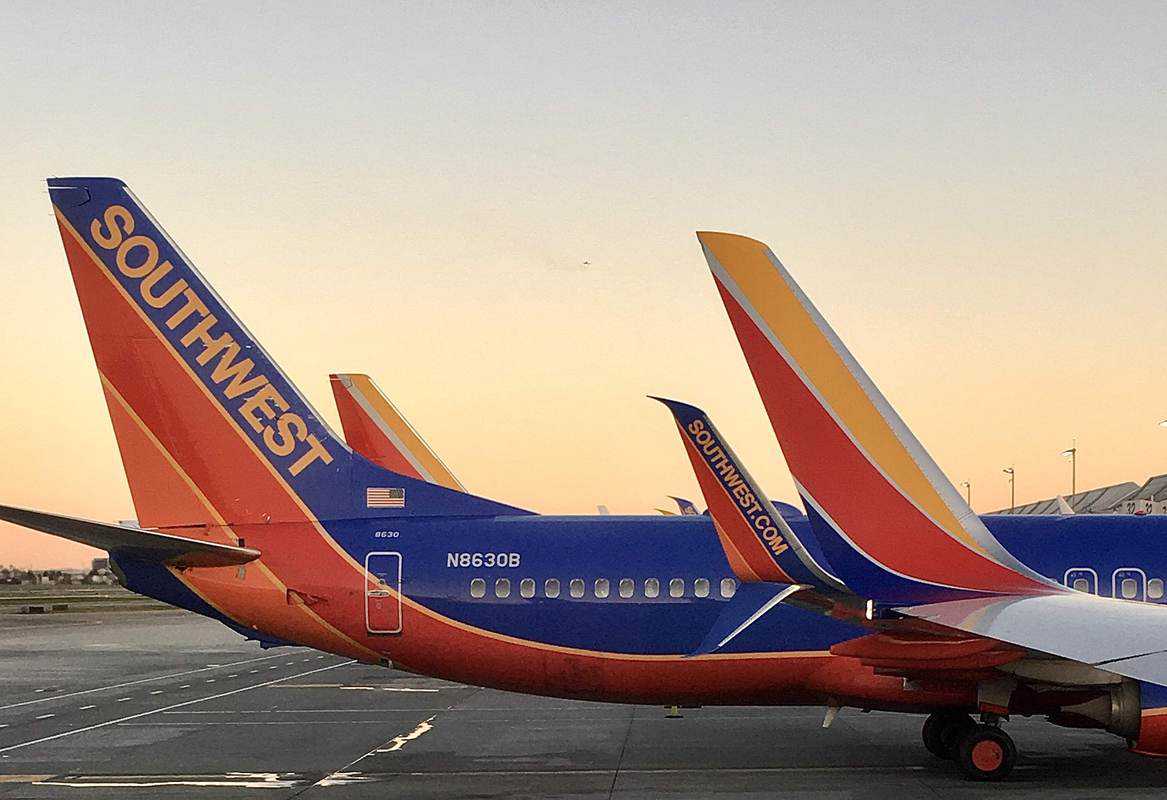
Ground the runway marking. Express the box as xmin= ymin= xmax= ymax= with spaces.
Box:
xmin=34 ymin=714 xmax=55 ymax=720
xmin=206 ymin=679 xmax=216 ymax=683
xmin=228 ymin=674 xmax=238 ymax=678
xmin=179 ymin=685 xmax=192 ymax=689
xmin=36 ymin=772 xmax=302 ymax=789
xmin=78 ymin=706 xmax=96 ymax=711
xmin=149 ymin=691 xmax=164 ymax=695
xmin=0 ymin=724 xmax=8 ymax=729
xmin=34 ymin=689 xmax=46 ymax=694
xmin=249 ymin=670 xmax=259 ymax=674
xmin=0 ymin=661 xmax=353 ymax=754
xmin=376 ymin=716 xmax=435 ymax=752
xmin=116 ymin=697 xmax=131 ymax=702
xmin=273 ymin=683 xmax=440 ymax=693
xmin=0 ymin=653 xmax=291 ymax=710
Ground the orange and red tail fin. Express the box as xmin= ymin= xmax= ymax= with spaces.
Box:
xmin=330 ymin=373 xmax=465 ymax=492
xmin=697 ymin=231 xmax=1055 ymax=603
xmin=48 ymin=177 xmax=525 ymax=527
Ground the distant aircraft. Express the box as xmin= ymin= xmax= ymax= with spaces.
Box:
xmin=329 ymin=373 xmax=465 ymax=491
xmin=5 ymin=179 xmax=1167 ymax=781
xmin=669 ymin=496 xmax=700 ymax=516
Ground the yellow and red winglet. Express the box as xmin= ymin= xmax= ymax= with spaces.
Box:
xmin=697 ymin=232 xmax=1058 ymax=603
xmin=330 ymin=374 xmax=465 ymax=492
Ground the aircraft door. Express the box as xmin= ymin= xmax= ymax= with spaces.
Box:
xmin=1113 ymin=568 xmax=1147 ymax=601
xmin=365 ymin=552 xmax=402 ymax=634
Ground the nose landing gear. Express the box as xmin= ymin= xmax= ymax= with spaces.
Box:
xmin=921 ymin=713 xmax=1017 ymax=781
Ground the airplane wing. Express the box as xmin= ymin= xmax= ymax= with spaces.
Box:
xmin=897 ymin=592 xmax=1167 ymax=685
xmin=0 ymin=505 xmax=260 ymax=568
xmin=329 ymin=373 xmax=466 ymax=491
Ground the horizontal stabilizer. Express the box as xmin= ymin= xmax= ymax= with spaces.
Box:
xmin=689 ymin=583 xmax=805 ymax=656
xmin=897 ymin=593 xmax=1167 ymax=685
xmin=0 ymin=505 xmax=261 ymax=568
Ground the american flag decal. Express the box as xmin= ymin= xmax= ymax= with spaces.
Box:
xmin=366 ymin=487 xmax=406 ymax=508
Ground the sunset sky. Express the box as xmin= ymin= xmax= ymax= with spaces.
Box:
xmin=3 ymin=3 xmax=1166 ymax=567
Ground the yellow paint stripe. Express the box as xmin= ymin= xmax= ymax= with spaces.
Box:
xmin=700 ymin=232 xmax=982 ymax=554
xmin=347 ymin=374 xmax=465 ymax=492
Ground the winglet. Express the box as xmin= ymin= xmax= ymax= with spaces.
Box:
xmin=329 ymin=373 xmax=465 ymax=492
xmin=652 ymin=396 xmax=845 ymax=592
xmin=697 ymin=231 xmax=1058 ymax=602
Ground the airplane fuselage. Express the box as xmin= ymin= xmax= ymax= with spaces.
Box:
xmin=113 ymin=511 xmax=1167 ymax=713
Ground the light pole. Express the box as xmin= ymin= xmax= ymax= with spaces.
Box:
xmin=1003 ymin=467 xmax=1015 ymax=513
xmin=1060 ymin=441 xmax=1077 ymax=499
xmin=960 ymin=481 xmax=971 ymax=509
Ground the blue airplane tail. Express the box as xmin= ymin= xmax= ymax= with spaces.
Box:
xmin=47 ymin=177 xmax=530 ymax=526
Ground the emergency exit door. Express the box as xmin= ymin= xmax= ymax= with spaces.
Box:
xmin=365 ymin=552 xmax=402 ymax=634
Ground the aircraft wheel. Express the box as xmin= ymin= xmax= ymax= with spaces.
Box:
xmin=956 ymin=724 xmax=1016 ymax=781
xmin=922 ymin=711 xmax=974 ymax=759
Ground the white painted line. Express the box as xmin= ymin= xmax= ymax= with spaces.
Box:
xmin=33 ymin=689 xmax=46 ymax=694
xmin=268 ymin=666 xmax=278 ymax=670
xmin=376 ymin=717 xmax=435 ymax=752
xmin=116 ymin=698 xmax=131 ymax=703
xmin=179 ymin=685 xmax=191 ymax=689
xmin=149 ymin=691 xmax=163 ymax=696
xmin=314 ymin=715 xmax=436 ymax=787
xmin=227 ymin=674 xmax=238 ymax=678
xmin=249 ymin=670 xmax=259 ymax=674
xmin=0 ymin=662 xmax=353 ymax=754
xmin=0 ymin=724 xmax=8 ymax=729
xmin=205 ymin=679 xmax=216 ymax=684
xmin=34 ymin=714 xmax=55 ymax=720
xmin=79 ymin=706 xmax=96 ymax=711
xmin=38 ymin=772 xmax=302 ymax=789
xmin=0 ymin=653 xmax=292 ymax=711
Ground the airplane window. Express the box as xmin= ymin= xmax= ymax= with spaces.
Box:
xmin=619 ymin=578 xmax=634 ymax=598
xmin=644 ymin=578 xmax=660 ymax=598
xmin=595 ymin=578 xmax=610 ymax=598
xmin=694 ymin=578 xmax=710 ymax=598
xmin=470 ymin=578 xmax=486 ymax=598
xmin=545 ymin=578 xmax=561 ymax=598
xmin=570 ymin=578 xmax=585 ymax=598
xmin=520 ymin=578 xmax=535 ymax=598
xmin=495 ymin=578 xmax=511 ymax=599
xmin=720 ymin=578 xmax=737 ymax=598
xmin=1071 ymin=578 xmax=1090 ymax=593
xmin=669 ymin=578 xmax=685 ymax=598
xmin=1121 ymin=578 xmax=1138 ymax=599
xmin=1149 ymin=579 xmax=1165 ymax=600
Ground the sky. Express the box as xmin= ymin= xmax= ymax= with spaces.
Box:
xmin=2 ymin=2 xmax=1166 ymax=567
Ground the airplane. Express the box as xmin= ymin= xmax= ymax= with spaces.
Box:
xmin=4 ymin=177 xmax=1167 ymax=781
xmin=329 ymin=373 xmax=465 ymax=492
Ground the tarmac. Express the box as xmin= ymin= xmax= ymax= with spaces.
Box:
xmin=2 ymin=610 xmax=1167 ymax=798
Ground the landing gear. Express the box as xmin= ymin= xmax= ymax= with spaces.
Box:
xmin=955 ymin=724 xmax=1016 ymax=781
xmin=921 ymin=711 xmax=975 ymax=760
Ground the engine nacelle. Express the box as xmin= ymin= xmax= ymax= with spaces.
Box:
xmin=1048 ymin=680 xmax=1140 ymax=739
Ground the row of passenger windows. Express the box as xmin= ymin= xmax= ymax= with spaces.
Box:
xmin=469 ymin=577 xmax=738 ymax=600
xmin=1069 ymin=575 xmax=1165 ymax=600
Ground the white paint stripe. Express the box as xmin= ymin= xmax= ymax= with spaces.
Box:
xmin=715 ymin=585 xmax=806 ymax=650
xmin=78 ymin=705 xmax=96 ymax=711
xmin=116 ymin=697 xmax=131 ymax=702
xmin=34 ymin=714 xmax=54 ymax=720
xmin=0 ymin=661 xmax=352 ymax=754
xmin=0 ymin=653 xmax=288 ymax=710
xmin=149 ymin=690 xmax=163 ymax=695
xmin=39 ymin=773 xmax=301 ymax=789
xmin=376 ymin=716 xmax=435 ymax=753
